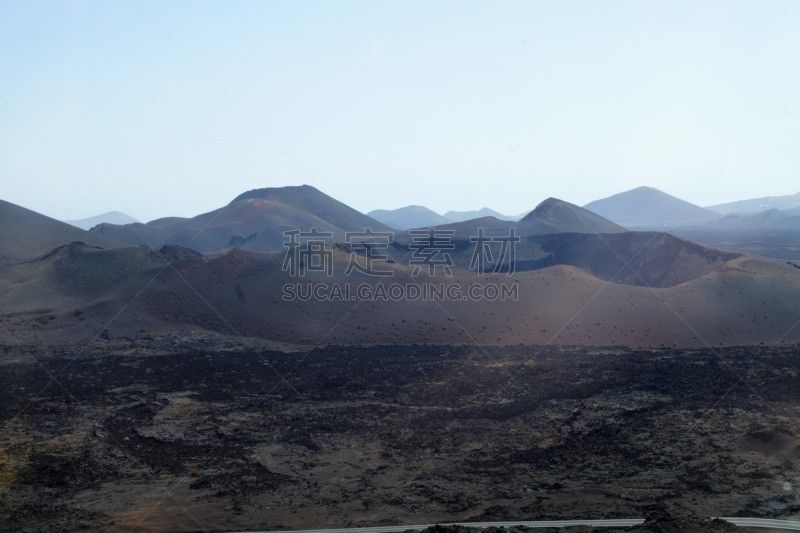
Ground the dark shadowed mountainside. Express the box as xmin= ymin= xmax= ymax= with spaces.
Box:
xmin=0 ymin=199 xmax=125 ymax=263
xmin=387 ymin=229 xmax=738 ymax=287
xmin=517 ymin=231 xmax=739 ymax=287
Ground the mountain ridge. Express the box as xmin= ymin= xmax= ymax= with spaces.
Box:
xmin=583 ymin=186 xmax=720 ymax=228
xmin=367 ymin=205 xmax=451 ymax=230
xmin=0 ymin=199 xmax=126 ymax=263
xmin=90 ymin=184 xmax=392 ymax=254
xmin=707 ymin=191 xmax=800 ymax=215
xmin=65 ymin=211 xmax=139 ymax=230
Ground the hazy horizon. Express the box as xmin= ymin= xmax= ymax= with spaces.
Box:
xmin=2 ymin=1 xmax=798 ymax=222
xmin=44 ymin=182 xmax=800 ymax=225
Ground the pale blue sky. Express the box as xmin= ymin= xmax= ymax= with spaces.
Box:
xmin=1 ymin=0 xmax=798 ymax=222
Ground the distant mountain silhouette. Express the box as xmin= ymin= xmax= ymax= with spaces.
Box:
xmin=368 ymin=205 xmax=450 ymax=230
xmin=369 ymin=206 xmax=525 ymax=230
xmin=444 ymin=207 xmax=520 ymax=222
xmin=91 ymin=185 xmax=391 ymax=253
xmin=583 ymin=186 xmax=719 ymax=228
xmin=707 ymin=208 xmax=800 ymax=232
xmin=430 ymin=216 xmax=517 ymax=238
xmin=434 ymin=197 xmax=625 ymax=238
xmin=707 ymin=191 xmax=800 ymax=215
xmin=0 ymin=199 xmax=124 ymax=262
xmin=64 ymin=211 xmax=139 ymax=230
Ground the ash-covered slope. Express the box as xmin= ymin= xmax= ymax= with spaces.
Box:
xmin=3 ymin=233 xmax=797 ymax=349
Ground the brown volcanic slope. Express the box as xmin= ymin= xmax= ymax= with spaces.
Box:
xmin=0 ymin=199 xmax=124 ymax=263
xmin=90 ymin=185 xmax=392 ymax=254
xmin=2 ymin=241 xmax=799 ymax=348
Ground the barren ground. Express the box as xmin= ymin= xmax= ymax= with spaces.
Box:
xmin=1 ymin=342 xmax=799 ymax=532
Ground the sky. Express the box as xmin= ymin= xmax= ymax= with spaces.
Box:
xmin=1 ymin=0 xmax=798 ymax=223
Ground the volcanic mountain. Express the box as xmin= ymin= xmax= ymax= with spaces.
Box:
xmin=713 ymin=209 xmax=800 ymax=231
xmin=383 ymin=199 xmax=730 ymax=285
xmin=64 ymin=211 xmax=139 ymax=230
xmin=443 ymin=207 xmax=520 ymax=222
xmin=584 ymin=186 xmax=720 ymax=229
xmin=664 ymin=207 xmax=800 ymax=260
xmin=3 ymin=192 xmax=800 ymax=348
xmin=430 ymin=197 xmax=626 ymax=238
xmin=2 ymin=238 xmax=798 ymax=348
xmin=516 ymin=231 xmax=739 ymax=287
xmin=367 ymin=205 xmax=450 ymax=230
xmin=520 ymin=197 xmax=626 ymax=233
xmin=90 ymin=185 xmax=392 ymax=254
xmin=0 ymin=199 xmax=124 ymax=263
xmin=707 ymin=191 xmax=800 ymax=216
